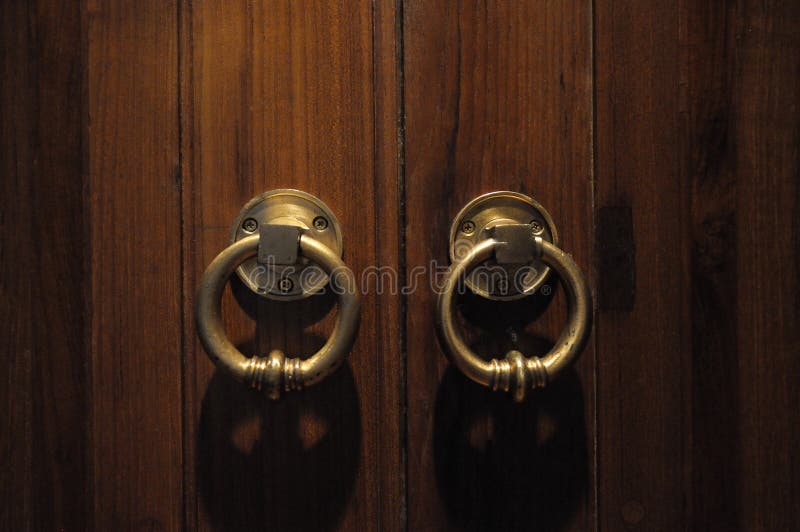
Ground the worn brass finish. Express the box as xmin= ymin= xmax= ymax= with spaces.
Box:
xmin=437 ymin=198 xmax=591 ymax=401
xmin=196 ymin=230 xmax=360 ymax=399
xmin=229 ymin=189 xmax=343 ymax=300
xmin=448 ymin=191 xmax=558 ymax=300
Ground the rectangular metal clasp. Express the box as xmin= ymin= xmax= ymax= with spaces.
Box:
xmin=258 ymin=224 xmax=301 ymax=265
xmin=491 ymin=223 xmax=537 ymax=264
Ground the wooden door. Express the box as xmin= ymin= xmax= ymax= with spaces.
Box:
xmin=2 ymin=1 xmax=798 ymax=531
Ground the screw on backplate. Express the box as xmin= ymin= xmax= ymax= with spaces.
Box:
xmin=461 ymin=220 xmax=476 ymax=235
xmin=529 ymin=219 xmax=544 ymax=235
xmin=313 ymin=216 xmax=329 ymax=231
xmin=278 ymin=278 xmax=294 ymax=293
xmin=242 ymin=218 xmax=258 ymax=233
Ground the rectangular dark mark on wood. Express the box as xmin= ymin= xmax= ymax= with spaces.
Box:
xmin=596 ymin=205 xmax=635 ymax=312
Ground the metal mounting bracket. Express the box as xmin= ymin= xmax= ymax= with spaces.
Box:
xmin=229 ymin=189 xmax=343 ymax=300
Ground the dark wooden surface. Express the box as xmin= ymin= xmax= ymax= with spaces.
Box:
xmin=1 ymin=1 xmax=798 ymax=531
xmin=595 ymin=1 xmax=800 ymax=529
xmin=1 ymin=4 xmax=35 ymax=529
xmin=1 ymin=2 xmax=87 ymax=530
xmin=87 ymin=1 xmax=185 ymax=528
xmin=594 ymin=0 xmax=692 ymax=528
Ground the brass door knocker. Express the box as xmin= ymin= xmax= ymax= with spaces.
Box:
xmin=436 ymin=191 xmax=592 ymax=401
xmin=196 ymin=190 xmax=360 ymax=399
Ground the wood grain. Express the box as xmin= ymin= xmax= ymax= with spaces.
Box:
xmin=685 ymin=2 xmax=741 ymax=528
xmin=29 ymin=2 xmax=89 ymax=529
xmin=732 ymin=2 xmax=800 ymax=528
xmin=3 ymin=1 xmax=799 ymax=529
xmin=1 ymin=3 xmax=35 ymax=528
xmin=403 ymin=1 xmax=595 ymax=529
xmin=181 ymin=1 xmax=404 ymax=529
xmin=595 ymin=0 xmax=800 ymax=529
xmin=87 ymin=1 xmax=184 ymax=529
xmin=372 ymin=1 xmax=407 ymax=528
xmin=1 ymin=2 xmax=87 ymax=529
xmin=594 ymin=1 xmax=691 ymax=528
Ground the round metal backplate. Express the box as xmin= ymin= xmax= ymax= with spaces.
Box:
xmin=229 ymin=189 xmax=343 ymax=300
xmin=448 ymin=191 xmax=558 ymax=301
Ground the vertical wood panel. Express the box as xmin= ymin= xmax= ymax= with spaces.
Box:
xmin=30 ymin=2 xmax=89 ymax=529
xmin=685 ymin=2 xmax=740 ymax=529
xmin=404 ymin=1 xmax=595 ymax=529
xmin=733 ymin=2 xmax=800 ymax=529
xmin=594 ymin=1 xmax=691 ymax=529
xmin=595 ymin=0 xmax=800 ymax=529
xmin=1 ymin=4 xmax=35 ymax=528
xmin=1 ymin=2 xmax=87 ymax=530
xmin=181 ymin=1 xmax=403 ymax=529
xmin=372 ymin=1 xmax=407 ymax=528
xmin=87 ymin=1 xmax=183 ymax=529
xmin=179 ymin=1 xmax=198 ymax=528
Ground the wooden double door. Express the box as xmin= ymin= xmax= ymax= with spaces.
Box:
xmin=2 ymin=1 xmax=798 ymax=530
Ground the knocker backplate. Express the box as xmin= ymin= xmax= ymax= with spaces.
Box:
xmin=448 ymin=191 xmax=558 ymax=301
xmin=229 ymin=189 xmax=343 ymax=300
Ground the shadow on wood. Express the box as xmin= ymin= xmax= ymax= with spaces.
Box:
xmin=433 ymin=347 xmax=587 ymax=531
xmin=197 ymin=358 xmax=360 ymax=532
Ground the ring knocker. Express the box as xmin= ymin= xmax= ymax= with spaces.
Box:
xmin=436 ymin=191 xmax=592 ymax=401
xmin=196 ymin=190 xmax=360 ymax=399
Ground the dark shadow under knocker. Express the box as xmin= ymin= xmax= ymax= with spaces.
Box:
xmin=198 ymin=357 xmax=361 ymax=532
xmin=433 ymin=339 xmax=588 ymax=532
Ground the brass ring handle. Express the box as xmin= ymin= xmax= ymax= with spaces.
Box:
xmin=436 ymin=236 xmax=591 ymax=401
xmin=196 ymin=233 xmax=360 ymax=399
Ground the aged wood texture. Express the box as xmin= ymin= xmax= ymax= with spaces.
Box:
xmin=403 ymin=1 xmax=596 ymax=529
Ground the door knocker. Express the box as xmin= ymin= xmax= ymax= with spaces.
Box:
xmin=436 ymin=191 xmax=592 ymax=401
xmin=196 ymin=189 xmax=360 ymax=399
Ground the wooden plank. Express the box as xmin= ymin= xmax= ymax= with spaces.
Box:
xmin=0 ymin=3 xmax=35 ymax=529
xmin=1 ymin=2 xmax=88 ymax=529
xmin=372 ymin=1 xmax=407 ymax=528
xmin=683 ymin=2 xmax=741 ymax=529
xmin=179 ymin=0 xmax=198 ymax=528
xmin=86 ymin=1 xmax=184 ymax=529
xmin=732 ymin=2 xmax=800 ymax=528
xmin=182 ymin=1 xmax=404 ymax=529
xmin=182 ymin=5 xmax=265 ymax=529
xmin=594 ymin=1 xmax=691 ymax=528
xmin=596 ymin=1 xmax=800 ymax=528
xmin=403 ymin=1 xmax=596 ymax=529
xmin=29 ymin=2 xmax=89 ymax=529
